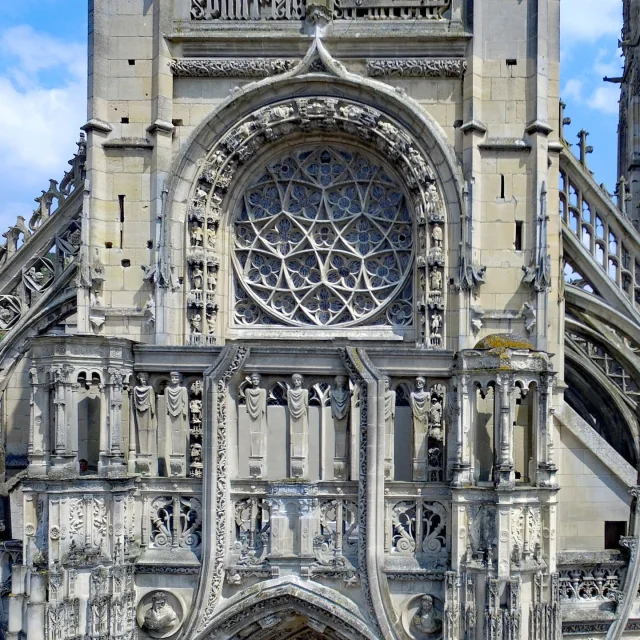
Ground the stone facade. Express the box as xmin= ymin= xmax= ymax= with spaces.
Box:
xmin=1 ymin=0 xmax=640 ymax=638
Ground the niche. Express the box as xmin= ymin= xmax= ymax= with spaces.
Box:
xmin=76 ymin=372 xmax=102 ymax=473
xmin=513 ymin=383 xmax=534 ymax=483
xmin=474 ymin=384 xmax=494 ymax=483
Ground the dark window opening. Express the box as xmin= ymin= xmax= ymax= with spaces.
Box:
xmin=121 ymin=117 xmax=129 ymax=124
xmin=506 ymin=59 xmax=517 ymax=66
xmin=147 ymin=240 xmax=153 ymax=249
xmin=605 ymin=521 xmax=627 ymax=549
xmin=118 ymin=195 xmax=126 ymax=249
xmin=515 ymin=221 xmax=523 ymax=251
xmin=105 ymin=242 xmax=113 ymax=249
xmin=128 ymin=59 xmax=136 ymax=66
xmin=172 ymin=119 xmax=184 ymax=127
xmin=121 ymin=259 xmax=131 ymax=268
xmin=500 ymin=174 xmax=505 ymax=199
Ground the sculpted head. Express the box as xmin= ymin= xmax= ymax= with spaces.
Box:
xmin=151 ymin=591 xmax=167 ymax=610
xmin=384 ymin=377 xmax=391 ymax=391
xmin=415 ymin=376 xmax=426 ymax=390
xmin=419 ymin=595 xmax=434 ymax=612
xmin=250 ymin=373 xmax=261 ymax=388
xmin=292 ymin=373 xmax=303 ymax=388
xmin=334 ymin=375 xmax=347 ymax=389
xmin=169 ymin=371 xmax=182 ymax=387
xmin=137 ymin=372 xmax=149 ymax=387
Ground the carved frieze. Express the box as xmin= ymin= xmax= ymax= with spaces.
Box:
xmin=367 ymin=58 xmax=467 ymax=78
xmin=170 ymin=58 xmax=297 ymax=77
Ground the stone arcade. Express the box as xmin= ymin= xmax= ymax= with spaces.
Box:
xmin=3 ymin=0 xmax=640 ymax=638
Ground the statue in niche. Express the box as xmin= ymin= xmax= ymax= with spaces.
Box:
xmin=428 ymin=386 xmax=445 ymax=441
xmin=191 ymin=265 xmax=203 ymax=290
xmin=143 ymin=591 xmax=179 ymax=632
xmin=331 ymin=375 xmax=351 ymax=480
xmin=134 ymin=372 xmax=156 ymax=456
xmin=245 ymin=373 xmax=267 ymax=478
xmin=412 ymin=595 xmax=442 ymax=636
xmin=166 ymin=372 xmax=189 ymax=476
xmin=431 ymin=225 xmax=443 ymax=249
xmin=384 ymin=378 xmax=396 ymax=479
xmin=287 ymin=373 xmax=309 ymax=479
xmin=429 ymin=269 xmax=442 ymax=291
xmin=410 ymin=377 xmax=430 ymax=480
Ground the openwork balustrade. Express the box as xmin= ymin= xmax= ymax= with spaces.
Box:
xmin=560 ymin=155 xmax=640 ymax=311
xmin=145 ymin=494 xmax=203 ymax=558
xmin=190 ymin=0 xmax=450 ymax=21
xmin=385 ymin=498 xmax=448 ymax=570
xmin=0 ymin=134 xmax=85 ymax=267
xmin=558 ymin=566 xmax=622 ymax=602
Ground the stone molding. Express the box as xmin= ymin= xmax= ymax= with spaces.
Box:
xmin=169 ymin=58 xmax=298 ymax=78
xmin=366 ymin=58 xmax=467 ymax=78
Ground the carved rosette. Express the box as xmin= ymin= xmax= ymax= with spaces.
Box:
xmin=186 ymin=97 xmax=447 ymax=348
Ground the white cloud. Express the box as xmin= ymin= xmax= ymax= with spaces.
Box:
xmin=0 ymin=25 xmax=86 ymax=229
xmin=563 ymin=78 xmax=584 ymax=102
xmin=561 ymin=0 xmax=622 ymax=44
xmin=588 ymin=85 xmax=620 ymax=114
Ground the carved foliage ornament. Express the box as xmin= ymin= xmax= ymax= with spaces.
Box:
xmin=367 ymin=58 xmax=467 ymax=78
xmin=170 ymin=58 xmax=298 ymax=78
xmin=186 ymin=97 xmax=447 ymax=346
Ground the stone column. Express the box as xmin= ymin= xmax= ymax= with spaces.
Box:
xmin=494 ymin=374 xmax=515 ymax=488
xmin=107 ymin=368 xmax=127 ymax=469
xmin=50 ymin=364 xmax=75 ymax=472
xmin=28 ymin=366 xmax=49 ymax=476
xmin=451 ymin=375 xmax=472 ymax=486
xmin=383 ymin=381 xmax=396 ymax=480
xmin=268 ymin=499 xmax=286 ymax=558
xmin=299 ymin=498 xmax=316 ymax=558
xmin=26 ymin=570 xmax=46 ymax=640
xmin=535 ymin=373 xmax=557 ymax=486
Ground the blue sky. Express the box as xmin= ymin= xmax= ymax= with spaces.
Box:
xmin=0 ymin=0 xmax=624 ymax=229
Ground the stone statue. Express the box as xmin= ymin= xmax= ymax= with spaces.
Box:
xmin=331 ymin=375 xmax=351 ymax=479
xmin=384 ymin=378 xmax=396 ymax=479
xmin=431 ymin=225 xmax=443 ymax=248
xmin=287 ymin=374 xmax=308 ymax=479
xmin=166 ymin=372 xmax=189 ymax=476
xmin=245 ymin=373 xmax=267 ymax=478
xmin=410 ymin=377 xmax=430 ymax=480
xmin=412 ymin=595 xmax=442 ymax=636
xmin=134 ymin=372 xmax=156 ymax=457
xmin=429 ymin=269 xmax=442 ymax=291
xmin=143 ymin=591 xmax=179 ymax=632
xmin=428 ymin=394 xmax=443 ymax=441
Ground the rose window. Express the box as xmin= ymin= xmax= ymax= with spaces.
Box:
xmin=233 ymin=146 xmax=414 ymax=327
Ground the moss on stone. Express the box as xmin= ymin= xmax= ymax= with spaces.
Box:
xmin=474 ymin=333 xmax=534 ymax=351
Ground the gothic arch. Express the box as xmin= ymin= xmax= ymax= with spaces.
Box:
xmin=159 ymin=39 xmax=465 ymax=347
xmin=194 ymin=577 xmax=378 ymax=640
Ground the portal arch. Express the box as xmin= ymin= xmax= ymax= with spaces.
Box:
xmin=195 ymin=577 xmax=377 ymax=640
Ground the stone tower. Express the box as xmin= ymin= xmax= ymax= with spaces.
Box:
xmin=0 ymin=0 xmax=640 ymax=638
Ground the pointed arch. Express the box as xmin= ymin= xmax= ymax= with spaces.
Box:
xmin=195 ymin=577 xmax=378 ymax=640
